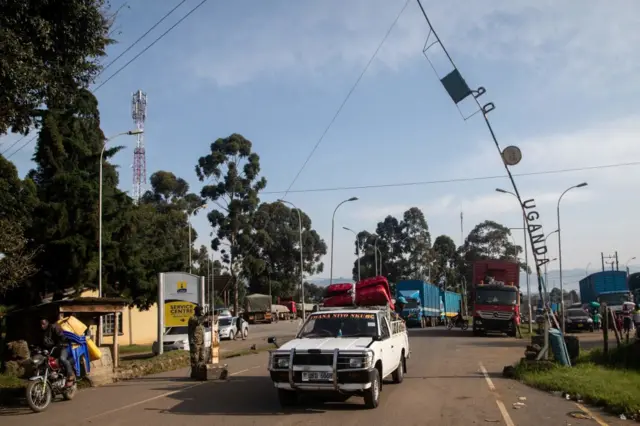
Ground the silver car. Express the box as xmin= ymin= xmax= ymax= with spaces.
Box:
xmin=218 ymin=316 xmax=249 ymax=340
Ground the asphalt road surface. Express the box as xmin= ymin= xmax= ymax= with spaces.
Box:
xmin=218 ymin=319 xmax=301 ymax=354
xmin=0 ymin=327 xmax=626 ymax=426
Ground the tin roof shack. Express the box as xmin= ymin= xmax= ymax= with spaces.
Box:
xmin=3 ymin=297 xmax=128 ymax=370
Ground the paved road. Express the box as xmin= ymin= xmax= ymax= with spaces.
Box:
xmin=218 ymin=320 xmax=300 ymax=354
xmin=0 ymin=327 xmax=625 ymax=425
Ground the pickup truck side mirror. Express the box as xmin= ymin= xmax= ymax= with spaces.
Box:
xmin=267 ymin=336 xmax=279 ymax=348
xmin=371 ymin=335 xmax=382 ymax=342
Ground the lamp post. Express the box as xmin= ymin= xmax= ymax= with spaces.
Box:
xmin=543 ymin=230 xmax=559 ymax=289
xmin=186 ymin=204 xmax=208 ymax=274
xmin=278 ymin=199 xmax=306 ymax=320
xmin=625 ymin=257 xmax=636 ymax=275
xmin=557 ymin=182 xmax=587 ymax=333
xmin=496 ymin=188 xmax=532 ymax=333
xmin=376 ymin=248 xmax=383 ymax=277
xmin=330 ymin=197 xmax=358 ymax=285
xmin=343 ymin=227 xmax=361 ymax=282
xmin=99 ymin=129 xmax=143 ymax=299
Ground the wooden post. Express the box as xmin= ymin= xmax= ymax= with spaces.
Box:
xmin=609 ymin=307 xmax=621 ymax=347
xmin=210 ymin=315 xmax=219 ymax=364
xmin=113 ymin=311 xmax=119 ymax=370
xmin=602 ymin=302 xmax=609 ymax=355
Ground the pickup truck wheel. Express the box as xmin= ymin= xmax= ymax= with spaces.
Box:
xmin=392 ymin=352 xmax=405 ymax=384
xmin=364 ymin=369 xmax=381 ymax=409
xmin=277 ymin=389 xmax=298 ymax=407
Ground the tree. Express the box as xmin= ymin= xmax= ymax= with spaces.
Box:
xmin=115 ymin=171 xmax=204 ymax=309
xmin=26 ymin=89 xmax=112 ymax=301
xmin=432 ymin=235 xmax=459 ymax=289
xmin=399 ymin=207 xmax=432 ymax=280
xmin=195 ymin=134 xmax=267 ymax=315
xmin=0 ymin=220 xmax=37 ymax=294
xmin=244 ymin=202 xmax=326 ymax=299
xmin=568 ymin=289 xmax=580 ymax=304
xmin=0 ymin=0 xmax=113 ymax=135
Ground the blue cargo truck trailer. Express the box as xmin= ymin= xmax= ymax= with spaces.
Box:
xmin=396 ymin=280 xmax=441 ymax=327
xmin=579 ymin=271 xmax=630 ymax=312
xmin=440 ymin=290 xmax=462 ymax=321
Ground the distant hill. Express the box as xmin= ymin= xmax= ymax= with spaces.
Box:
xmin=309 ymin=277 xmax=354 ymax=287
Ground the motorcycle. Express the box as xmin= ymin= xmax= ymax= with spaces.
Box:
xmin=447 ymin=316 xmax=469 ymax=331
xmin=25 ymin=347 xmax=77 ymax=413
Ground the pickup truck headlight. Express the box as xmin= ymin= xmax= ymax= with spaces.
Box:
xmin=587 ymin=318 xmax=593 ymax=323
xmin=276 ymin=357 xmax=289 ymax=368
xmin=349 ymin=358 xmax=363 ymax=368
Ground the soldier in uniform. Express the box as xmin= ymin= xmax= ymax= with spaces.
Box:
xmin=188 ymin=304 xmax=208 ymax=378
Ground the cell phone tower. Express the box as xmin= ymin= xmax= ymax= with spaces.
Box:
xmin=131 ymin=90 xmax=147 ymax=203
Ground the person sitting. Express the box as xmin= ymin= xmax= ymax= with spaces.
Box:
xmin=40 ymin=318 xmax=75 ymax=386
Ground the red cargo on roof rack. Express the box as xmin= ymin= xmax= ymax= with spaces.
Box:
xmin=323 ymin=282 xmax=355 ymax=307
xmin=356 ymin=276 xmax=394 ymax=309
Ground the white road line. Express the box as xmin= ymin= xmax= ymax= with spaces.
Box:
xmin=82 ymin=366 xmax=263 ymax=421
xmin=479 ymin=362 xmax=496 ymax=391
xmin=495 ymin=400 xmax=516 ymax=426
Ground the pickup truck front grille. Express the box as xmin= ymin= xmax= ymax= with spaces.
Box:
xmin=293 ymin=353 xmax=333 ymax=366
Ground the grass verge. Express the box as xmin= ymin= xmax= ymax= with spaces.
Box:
xmin=118 ymin=344 xmax=152 ymax=354
xmin=514 ymin=342 xmax=640 ymax=420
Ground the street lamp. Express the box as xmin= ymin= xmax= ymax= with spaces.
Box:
xmin=625 ymin=256 xmax=636 ymax=275
xmin=187 ymin=204 xmax=208 ymax=274
xmin=496 ymin=188 xmax=532 ymax=333
xmin=585 ymin=262 xmax=591 ymax=276
xmin=330 ymin=197 xmax=358 ymax=285
xmin=278 ymin=199 xmax=306 ymax=320
xmin=373 ymin=235 xmax=381 ymax=277
xmin=99 ymin=129 xmax=143 ymax=299
xmin=343 ymin=227 xmax=361 ymax=282
xmin=376 ymin=247 xmax=383 ymax=277
xmin=557 ymin=182 xmax=587 ymax=332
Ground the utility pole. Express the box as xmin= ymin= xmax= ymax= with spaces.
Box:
xmin=602 ymin=252 xmax=617 ymax=272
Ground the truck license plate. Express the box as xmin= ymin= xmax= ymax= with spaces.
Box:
xmin=302 ymin=372 xmax=332 ymax=382
xmin=577 ymin=324 xmax=583 ymax=327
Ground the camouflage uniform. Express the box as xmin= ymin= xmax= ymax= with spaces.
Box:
xmin=188 ymin=313 xmax=207 ymax=375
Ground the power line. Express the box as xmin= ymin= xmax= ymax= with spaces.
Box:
xmin=0 ymin=135 xmax=27 ymax=156
xmin=260 ymin=160 xmax=640 ymax=195
xmin=93 ymin=0 xmax=210 ymax=92
xmin=6 ymin=0 xmax=209 ymax=159
xmin=98 ymin=0 xmax=189 ymax=78
xmin=281 ymin=0 xmax=411 ymax=198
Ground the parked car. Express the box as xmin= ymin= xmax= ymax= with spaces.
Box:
xmin=218 ymin=316 xmax=249 ymax=340
xmin=215 ymin=308 xmax=232 ymax=318
xmin=565 ymin=308 xmax=594 ymax=332
xmin=151 ymin=325 xmax=212 ymax=355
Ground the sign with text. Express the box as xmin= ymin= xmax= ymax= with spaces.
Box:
xmin=164 ymin=300 xmax=197 ymax=327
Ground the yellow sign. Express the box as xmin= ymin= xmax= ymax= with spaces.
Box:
xmin=164 ymin=301 xmax=196 ymax=327
xmin=176 ymin=281 xmax=187 ymax=293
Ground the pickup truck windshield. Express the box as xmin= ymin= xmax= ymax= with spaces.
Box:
xmin=298 ymin=312 xmax=378 ymax=338
xmin=598 ymin=293 xmax=630 ymax=305
xmin=475 ymin=289 xmax=517 ymax=306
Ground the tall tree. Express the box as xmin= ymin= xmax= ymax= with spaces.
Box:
xmin=399 ymin=207 xmax=432 ymax=279
xmin=0 ymin=0 xmax=113 ymax=135
xmin=0 ymin=156 xmax=38 ymax=295
xmin=432 ymin=234 xmax=459 ymax=288
xmin=458 ymin=220 xmax=523 ymax=283
xmin=26 ymin=89 xmax=112 ymax=301
xmin=244 ymin=202 xmax=327 ymax=299
xmin=195 ymin=134 xmax=267 ymax=315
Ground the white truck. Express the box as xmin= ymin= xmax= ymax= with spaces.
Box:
xmin=267 ymin=305 xmax=409 ymax=409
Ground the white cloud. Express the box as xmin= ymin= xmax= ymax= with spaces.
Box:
xmin=186 ymin=0 xmax=640 ymax=91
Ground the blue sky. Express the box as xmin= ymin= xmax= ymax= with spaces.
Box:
xmin=3 ymin=0 xmax=640 ymax=289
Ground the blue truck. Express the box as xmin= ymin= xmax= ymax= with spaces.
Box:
xmin=396 ymin=280 xmax=441 ymax=327
xmin=579 ymin=271 xmax=630 ymax=312
xmin=440 ymin=290 xmax=462 ymax=323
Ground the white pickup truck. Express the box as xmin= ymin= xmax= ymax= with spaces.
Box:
xmin=267 ymin=305 xmax=409 ymax=409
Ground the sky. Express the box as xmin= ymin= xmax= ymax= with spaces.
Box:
xmin=2 ymin=0 xmax=640 ymax=290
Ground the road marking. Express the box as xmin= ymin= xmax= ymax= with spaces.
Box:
xmin=575 ymin=403 xmax=609 ymax=426
xmin=82 ymin=367 xmax=261 ymax=422
xmin=479 ymin=362 xmax=496 ymax=391
xmin=495 ymin=400 xmax=516 ymax=426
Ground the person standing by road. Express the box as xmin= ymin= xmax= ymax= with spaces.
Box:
xmin=633 ymin=304 xmax=640 ymax=338
xmin=236 ymin=315 xmax=246 ymax=340
xmin=592 ymin=310 xmax=601 ymax=331
xmin=188 ymin=305 xmax=207 ymax=378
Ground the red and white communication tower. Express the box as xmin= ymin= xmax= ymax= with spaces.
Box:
xmin=131 ymin=90 xmax=147 ymax=203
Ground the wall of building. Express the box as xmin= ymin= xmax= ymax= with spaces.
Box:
xmin=80 ymin=290 xmax=158 ymax=346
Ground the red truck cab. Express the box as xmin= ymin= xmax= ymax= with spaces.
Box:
xmin=471 ymin=260 xmax=521 ymax=337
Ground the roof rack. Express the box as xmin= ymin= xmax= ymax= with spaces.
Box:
xmin=318 ymin=304 xmax=391 ymax=312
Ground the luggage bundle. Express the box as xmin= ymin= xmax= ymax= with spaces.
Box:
xmin=323 ymin=283 xmax=355 ymax=307
xmin=322 ymin=277 xmax=394 ymax=310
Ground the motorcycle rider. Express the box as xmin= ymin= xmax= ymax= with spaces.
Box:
xmin=451 ymin=309 xmax=463 ymax=326
xmin=40 ymin=318 xmax=75 ymax=386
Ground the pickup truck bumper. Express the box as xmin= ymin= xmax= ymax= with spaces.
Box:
xmin=270 ymin=368 xmax=376 ymax=392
